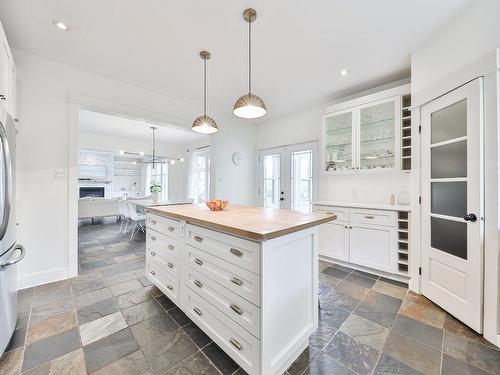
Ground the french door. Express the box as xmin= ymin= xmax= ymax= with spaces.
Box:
xmin=421 ymin=78 xmax=483 ymax=332
xmin=259 ymin=142 xmax=318 ymax=213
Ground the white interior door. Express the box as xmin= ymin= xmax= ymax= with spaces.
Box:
xmin=421 ymin=78 xmax=483 ymax=333
xmin=259 ymin=142 xmax=318 ymax=212
xmin=259 ymin=147 xmax=284 ymax=209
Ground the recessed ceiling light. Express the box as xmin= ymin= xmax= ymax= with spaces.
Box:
xmin=170 ymin=160 xmax=176 ymax=165
xmin=52 ymin=20 xmax=70 ymax=31
xmin=119 ymin=150 xmax=125 ymax=155
xmin=340 ymin=69 xmax=349 ymax=76
xmin=139 ymin=151 xmax=145 ymax=156
xmin=179 ymin=158 xmax=184 ymax=162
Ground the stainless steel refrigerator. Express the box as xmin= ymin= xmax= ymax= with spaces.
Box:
xmin=0 ymin=107 xmax=25 ymax=355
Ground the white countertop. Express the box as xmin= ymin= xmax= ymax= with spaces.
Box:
xmin=313 ymin=201 xmax=411 ymax=212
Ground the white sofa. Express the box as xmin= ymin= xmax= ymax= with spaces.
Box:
xmin=78 ymin=197 xmax=120 ymax=220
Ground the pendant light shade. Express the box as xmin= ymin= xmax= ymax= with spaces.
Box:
xmin=192 ymin=114 xmax=218 ymax=134
xmin=233 ymin=8 xmax=267 ymax=119
xmin=192 ymin=51 xmax=218 ymax=134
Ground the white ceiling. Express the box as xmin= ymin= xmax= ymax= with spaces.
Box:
xmin=0 ymin=0 xmax=471 ymax=120
xmin=78 ymin=109 xmax=207 ymax=145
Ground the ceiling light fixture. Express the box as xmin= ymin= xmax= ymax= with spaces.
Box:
xmin=52 ymin=20 xmax=70 ymax=31
xmin=139 ymin=151 xmax=145 ymax=156
xmin=340 ymin=69 xmax=349 ymax=76
xmin=119 ymin=150 xmax=125 ymax=155
xmin=233 ymin=9 xmax=267 ymax=119
xmin=192 ymin=51 xmax=218 ymax=134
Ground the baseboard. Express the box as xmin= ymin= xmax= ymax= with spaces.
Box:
xmin=18 ymin=267 xmax=69 ymax=289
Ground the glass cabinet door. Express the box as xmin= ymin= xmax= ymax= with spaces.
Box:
xmin=358 ymin=100 xmax=396 ymax=170
xmin=323 ymin=111 xmax=353 ymax=172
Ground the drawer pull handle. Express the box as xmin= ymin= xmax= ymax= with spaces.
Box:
xmin=150 ymin=271 xmax=156 ymax=276
xmin=194 ymin=258 xmax=203 ymax=266
xmin=230 ymin=277 xmax=243 ymax=286
xmin=151 ymin=220 xmax=157 ymax=225
xmin=364 ymin=215 xmax=375 ymax=219
xmin=194 ymin=307 xmax=202 ymax=316
xmin=167 ymin=262 xmax=174 ymax=269
xmin=230 ymin=304 xmax=243 ymax=315
xmin=194 ymin=280 xmax=203 ymax=288
xmin=150 ymin=251 xmax=156 ymax=256
xmin=230 ymin=248 xmax=243 ymax=257
xmin=167 ymin=285 xmax=173 ymax=291
xmin=230 ymin=338 xmax=242 ymax=351
xmin=168 ymin=226 xmax=175 ymax=232
xmin=194 ymin=235 xmax=203 ymax=242
xmin=168 ymin=245 xmax=174 ymax=250
xmin=151 ymin=236 xmax=156 ymax=241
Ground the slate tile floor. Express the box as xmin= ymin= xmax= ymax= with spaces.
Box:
xmin=0 ymin=218 xmax=498 ymax=374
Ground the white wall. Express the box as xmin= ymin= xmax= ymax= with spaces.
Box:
xmin=411 ymin=0 xmax=500 ymax=95
xmin=256 ymin=82 xmax=411 ymax=205
xmin=210 ymin=120 xmax=257 ymax=205
xmin=14 ymin=49 xmax=256 ymax=288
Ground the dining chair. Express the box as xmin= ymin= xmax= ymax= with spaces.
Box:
xmin=126 ymin=202 xmax=146 ymax=240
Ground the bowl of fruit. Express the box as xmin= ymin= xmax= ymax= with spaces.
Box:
xmin=206 ymin=199 xmax=229 ymax=211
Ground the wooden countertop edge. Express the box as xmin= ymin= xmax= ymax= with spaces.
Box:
xmin=147 ymin=208 xmax=337 ymax=241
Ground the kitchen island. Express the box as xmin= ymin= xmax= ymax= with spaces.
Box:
xmin=145 ymin=204 xmax=336 ymax=375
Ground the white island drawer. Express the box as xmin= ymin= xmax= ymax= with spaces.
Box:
xmin=186 ymin=290 xmax=259 ymax=375
xmin=187 ymin=267 xmax=260 ymax=338
xmin=186 ymin=224 xmax=260 ymax=274
xmin=147 ymin=258 xmax=179 ymax=304
xmin=147 ymin=230 xmax=179 ymax=257
xmin=187 ymin=245 xmax=260 ymax=307
xmin=147 ymin=214 xmax=181 ymax=239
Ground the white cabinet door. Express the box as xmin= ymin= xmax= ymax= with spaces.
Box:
xmin=349 ymin=225 xmax=395 ymax=273
xmin=322 ymin=108 xmax=356 ymax=173
xmin=318 ymin=222 xmax=348 ymax=261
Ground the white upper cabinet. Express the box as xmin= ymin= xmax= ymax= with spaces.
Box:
xmin=322 ymin=84 xmax=410 ymax=174
xmin=0 ymin=21 xmax=17 ymax=117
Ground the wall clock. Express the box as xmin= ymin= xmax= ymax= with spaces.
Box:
xmin=232 ymin=152 xmax=242 ymax=166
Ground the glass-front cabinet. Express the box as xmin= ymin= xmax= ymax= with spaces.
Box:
xmin=322 ymin=95 xmax=401 ymax=174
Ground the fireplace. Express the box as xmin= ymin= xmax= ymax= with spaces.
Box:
xmin=80 ymin=187 xmax=105 ymax=198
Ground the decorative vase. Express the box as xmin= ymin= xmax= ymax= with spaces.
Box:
xmin=151 ymin=192 xmax=159 ymax=203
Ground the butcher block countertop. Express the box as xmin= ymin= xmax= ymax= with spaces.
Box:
xmin=147 ymin=204 xmax=336 ymax=241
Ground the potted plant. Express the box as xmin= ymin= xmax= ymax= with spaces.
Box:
xmin=150 ymin=181 xmax=161 ymax=203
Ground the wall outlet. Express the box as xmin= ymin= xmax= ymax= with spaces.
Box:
xmin=55 ymin=169 xmax=67 ymax=179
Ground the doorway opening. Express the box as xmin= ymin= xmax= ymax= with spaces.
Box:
xmin=75 ymin=108 xmax=208 ymax=275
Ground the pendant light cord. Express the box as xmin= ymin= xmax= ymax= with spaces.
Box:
xmin=203 ymin=58 xmax=207 ymax=115
xmin=248 ymin=20 xmax=252 ymax=94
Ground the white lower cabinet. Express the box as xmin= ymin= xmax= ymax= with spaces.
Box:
xmin=318 ymin=222 xmax=349 ymax=261
xmin=315 ymin=204 xmax=401 ymax=275
xmin=349 ymin=224 xmax=395 ymax=273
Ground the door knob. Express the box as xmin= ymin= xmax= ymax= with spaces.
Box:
xmin=464 ymin=213 xmax=477 ymax=222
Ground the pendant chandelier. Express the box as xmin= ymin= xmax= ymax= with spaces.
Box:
xmin=192 ymin=51 xmax=219 ymax=134
xmin=233 ymin=8 xmax=267 ymax=119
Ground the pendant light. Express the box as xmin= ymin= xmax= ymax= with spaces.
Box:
xmin=233 ymin=8 xmax=267 ymax=119
xmin=192 ymin=51 xmax=218 ymax=134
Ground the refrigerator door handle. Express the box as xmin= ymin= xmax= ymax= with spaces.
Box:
xmin=0 ymin=122 xmax=11 ymax=241
xmin=0 ymin=245 xmax=25 ymax=267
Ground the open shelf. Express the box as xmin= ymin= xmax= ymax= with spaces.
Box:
xmin=401 ymin=93 xmax=412 ymax=171
xmin=397 ymin=211 xmax=410 ymax=276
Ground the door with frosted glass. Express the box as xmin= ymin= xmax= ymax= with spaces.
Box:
xmin=421 ymin=78 xmax=483 ymax=332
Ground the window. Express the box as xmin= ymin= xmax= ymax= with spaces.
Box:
xmin=263 ymin=154 xmax=281 ymax=209
xmin=150 ymin=163 xmax=168 ymax=201
xmin=188 ymin=148 xmax=210 ymax=203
